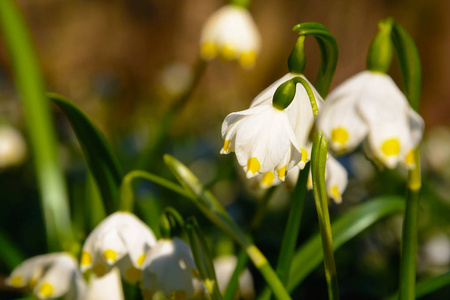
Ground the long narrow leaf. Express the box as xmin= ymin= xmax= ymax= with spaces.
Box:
xmin=49 ymin=93 xmax=122 ymax=214
xmin=286 ymin=196 xmax=405 ymax=291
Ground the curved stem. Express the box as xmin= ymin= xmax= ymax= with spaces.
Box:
xmin=311 ymin=133 xmax=340 ymax=300
xmin=119 ymin=170 xmax=193 ymax=211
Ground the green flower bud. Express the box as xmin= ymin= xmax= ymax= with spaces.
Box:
xmin=367 ymin=18 xmax=394 ymax=73
xmin=273 ymin=79 xmax=297 ymax=110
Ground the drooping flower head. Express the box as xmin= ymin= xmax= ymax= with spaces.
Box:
xmin=6 ymin=253 xmax=86 ymax=300
xmin=317 ymin=71 xmax=424 ymax=169
xmin=221 ymin=73 xmax=323 ymax=183
xmin=80 ymin=212 xmax=157 ymax=284
xmin=200 ymin=5 xmax=261 ymax=68
xmin=140 ymin=237 xmax=200 ymax=300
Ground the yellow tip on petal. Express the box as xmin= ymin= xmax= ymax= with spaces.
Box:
xmin=261 ymin=171 xmax=274 ymax=187
xmin=9 ymin=276 xmax=23 ymax=287
xmin=142 ymin=288 xmax=153 ymax=300
xmin=137 ymin=253 xmax=146 ymax=267
xmin=405 ymin=149 xmax=415 ymax=166
xmin=246 ymin=157 xmax=261 ymax=177
xmin=239 ymin=51 xmax=257 ymax=68
xmin=331 ymin=127 xmax=349 ymax=146
xmin=103 ymin=249 xmax=117 ymax=264
xmin=381 ymin=138 xmax=400 ymax=156
xmin=300 ymin=148 xmax=308 ymax=163
xmin=201 ymin=42 xmax=218 ymax=60
xmin=93 ymin=263 xmax=107 ymax=277
xmin=172 ymin=290 xmax=188 ymax=300
xmin=221 ymin=140 xmax=231 ymax=153
xmin=221 ymin=43 xmax=237 ymax=60
xmin=81 ymin=251 xmax=92 ymax=266
xmin=125 ymin=267 xmax=141 ymax=283
xmin=38 ymin=283 xmax=54 ymax=298
xmin=277 ymin=165 xmax=287 ymax=179
xmin=307 ymin=177 xmax=312 ymax=189
xmin=330 ymin=185 xmax=342 ymax=203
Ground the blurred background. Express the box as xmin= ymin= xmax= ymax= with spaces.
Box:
xmin=0 ymin=0 xmax=450 ymax=299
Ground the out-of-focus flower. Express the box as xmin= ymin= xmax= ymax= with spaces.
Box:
xmin=140 ymin=237 xmax=200 ymax=299
xmin=86 ymin=267 xmax=124 ymax=300
xmin=318 ymin=71 xmax=424 ymax=169
xmin=0 ymin=125 xmax=27 ymax=168
xmin=221 ymin=73 xmax=322 ymax=182
xmin=6 ymin=253 xmax=86 ymax=300
xmin=81 ymin=212 xmax=156 ymax=284
xmin=214 ymin=255 xmax=255 ymax=300
xmin=200 ymin=5 xmax=261 ymax=68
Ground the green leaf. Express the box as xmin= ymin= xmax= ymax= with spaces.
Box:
xmin=391 ymin=23 xmax=422 ymax=111
xmin=386 ymin=270 xmax=450 ymax=300
xmin=286 ymin=196 xmax=405 ymax=291
xmin=0 ymin=0 xmax=73 ymax=251
xmin=49 ymin=93 xmax=123 ymax=214
xmin=186 ymin=218 xmax=223 ymax=300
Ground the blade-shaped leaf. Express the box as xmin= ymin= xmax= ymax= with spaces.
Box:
xmin=286 ymin=196 xmax=405 ymax=291
xmin=49 ymin=93 xmax=122 ymax=214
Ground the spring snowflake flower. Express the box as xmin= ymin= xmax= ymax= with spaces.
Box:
xmin=221 ymin=73 xmax=322 ymax=182
xmin=6 ymin=253 xmax=86 ymax=300
xmin=140 ymin=237 xmax=200 ymax=300
xmin=200 ymin=5 xmax=261 ymax=68
xmin=80 ymin=212 xmax=156 ymax=284
xmin=317 ymin=71 xmax=424 ymax=169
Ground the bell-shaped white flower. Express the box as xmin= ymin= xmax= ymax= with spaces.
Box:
xmin=317 ymin=71 xmax=424 ymax=169
xmin=6 ymin=253 xmax=86 ymax=300
xmin=221 ymin=73 xmax=322 ymax=182
xmin=214 ymin=255 xmax=255 ymax=300
xmin=200 ymin=5 xmax=261 ymax=68
xmin=81 ymin=212 xmax=156 ymax=284
xmin=0 ymin=125 xmax=27 ymax=168
xmin=140 ymin=237 xmax=200 ymax=299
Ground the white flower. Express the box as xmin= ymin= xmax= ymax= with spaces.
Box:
xmin=6 ymin=253 xmax=86 ymax=300
xmin=140 ymin=237 xmax=200 ymax=299
xmin=0 ymin=125 xmax=27 ymax=168
xmin=80 ymin=212 xmax=156 ymax=284
xmin=221 ymin=73 xmax=323 ymax=182
xmin=200 ymin=5 xmax=261 ymax=68
xmin=213 ymin=255 xmax=255 ymax=300
xmin=317 ymin=71 xmax=424 ymax=169
xmin=86 ymin=267 xmax=124 ymax=300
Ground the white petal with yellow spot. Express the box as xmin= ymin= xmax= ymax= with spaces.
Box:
xmin=318 ymin=71 xmax=424 ymax=169
xmin=81 ymin=212 xmax=156 ymax=283
xmin=200 ymin=5 xmax=261 ymax=68
xmin=222 ymin=104 xmax=302 ymax=180
xmin=140 ymin=238 xmax=200 ymax=299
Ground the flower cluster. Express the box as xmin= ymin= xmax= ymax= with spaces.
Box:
xmin=7 ymin=212 xmax=201 ymax=300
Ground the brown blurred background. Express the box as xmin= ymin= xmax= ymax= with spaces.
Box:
xmin=0 ymin=0 xmax=448 ymax=149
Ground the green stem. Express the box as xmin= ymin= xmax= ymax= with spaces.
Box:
xmin=134 ymin=58 xmax=207 ymax=170
xmin=223 ymin=250 xmax=248 ymax=300
xmin=119 ymin=170 xmax=192 ymax=211
xmin=398 ymin=149 xmax=421 ymax=300
xmin=0 ymin=0 xmax=73 ymax=251
xmin=311 ymin=133 xmax=340 ymax=300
